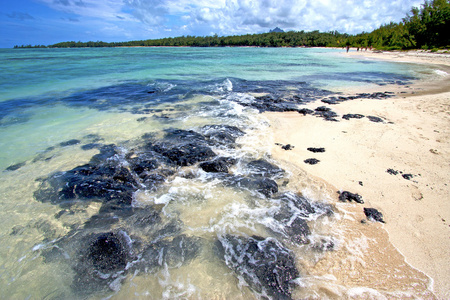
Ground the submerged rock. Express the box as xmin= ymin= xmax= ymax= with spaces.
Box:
xmin=215 ymin=235 xmax=299 ymax=299
xmin=228 ymin=176 xmax=279 ymax=197
xmin=5 ymin=162 xmax=26 ymax=171
xmin=201 ymin=124 xmax=245 ymax=146
xmin=60 ymin=139 xmax=81 ymax=147
xmin=71 ymin=231 xmax=135 ymax=295
xmin=268 ymin=193 xmax=333 ymax=245
xmin=273 ymin=209 xmax=311 ymax=244
xmin=136 ymin=234 xmax=201 ymax=273
xmin=246 ymin=159 xmax=285 ymax=179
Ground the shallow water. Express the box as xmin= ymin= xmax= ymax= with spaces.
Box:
xmin=0 ymin=47 xmax=437 ymax=299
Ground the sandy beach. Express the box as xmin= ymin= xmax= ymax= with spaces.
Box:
xmin=265 ymin=50 xmax=450 ymax=298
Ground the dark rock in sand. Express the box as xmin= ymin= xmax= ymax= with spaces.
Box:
xmin=307 ymin=147 xmax=325 ymax=153
xmin=282 ymin=144 xmax=294 ymax=150
xmin=314 ymin=106 xmax=339 ymax=121
xmin=60 ymin=139 xmax=81 ymax=147
xmin=215 ymin=235 xmax=299 ymax=300
xmin=367 ymin=116 xmax=384 ymax=123
xmin=5 ymin=162 xmax=26 ymax=171
xmin=304 ymin=158 xmax=320 ymax=165
xmin=339 ymin=191 xmax=364 ymax=204
xmin=342 ymin=114 xmax=365 ymax=120
xmin=247 ymin=159 xmax=285 ymax=179
xmin=402 ymin=173 xmax=414 ymax=180
xmin=386 ymin=168 xmax=399 ymax=175
xmin=364 ymin=207 xmax=385 ymax=223
xmin=298 ymin=108 xmax=314 ymax=115
xmin=321 ymin=99 xmax=339 ymax=105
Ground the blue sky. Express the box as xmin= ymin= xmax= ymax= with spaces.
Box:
xmin=1 ymin=0 xmax=424 ymax=48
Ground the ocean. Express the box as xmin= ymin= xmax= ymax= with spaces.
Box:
xmin=0 ymin=47 xmax=436 ymax=299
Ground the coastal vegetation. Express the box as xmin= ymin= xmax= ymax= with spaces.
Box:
xmin=14 ymin=0 xmax=449 ymax=50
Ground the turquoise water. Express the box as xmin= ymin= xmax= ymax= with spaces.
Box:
xmin=0 ymin=48 xmax=435 ymax=299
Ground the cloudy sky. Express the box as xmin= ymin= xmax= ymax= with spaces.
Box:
xmin=1 ymin=0 xmax=423 ymax=48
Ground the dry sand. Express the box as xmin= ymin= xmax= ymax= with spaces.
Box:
xmin=265 ymin=50 xmax=450 ymax=298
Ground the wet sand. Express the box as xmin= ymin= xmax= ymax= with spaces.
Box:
xmin=264 ymin=51 xmax=450 ymax=298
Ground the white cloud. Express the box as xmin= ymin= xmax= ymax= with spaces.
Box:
xmin=36 ymin=0 xmax=425 ymax=40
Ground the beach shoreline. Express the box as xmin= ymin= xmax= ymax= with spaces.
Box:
xmin=264 ymin=51 xmax=450 ymax=298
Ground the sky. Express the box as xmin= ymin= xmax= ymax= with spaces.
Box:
xmin=1 ymin=0 xmax=424 ymax=48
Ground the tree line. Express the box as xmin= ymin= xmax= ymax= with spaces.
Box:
xmin=15 ymin=0 xmax=449 ymax=50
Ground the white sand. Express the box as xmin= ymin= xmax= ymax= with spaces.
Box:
xmin=265 ymin=50 xmax=450 ymax=298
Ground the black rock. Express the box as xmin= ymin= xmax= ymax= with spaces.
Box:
xmin=163 ymin=129 xmax=207 ymax=145
xmin=273 ymin=192 xmax=316 ymax=216
xmin=342 ymin=114 xmax=365 ymax=120
xmin=307 ymin=147 xmax=325 ymax=153
xmin=227 ymin=176 xmax=279 ymax=197
xmin=71 ymin=231 xmax=134 ymax=294
xmin=402 ymin=173 xmax=414 ymax=180
xmin=152 ymin=143 xmax=216 ymax=167
xmin=321 ymin=99 xmax=339 ymax=105
xmin=128 ymin=154 xmax=159 ymax=177
xmin=246 ymin=159 xmax=284 ymax=179
xmin=339 ymin=191 xmax=364 ymax=204
xmin=58 ymin=163 xmax=137 ymax=205
xmin=298 ymin=108 xmax=314 ymax=115
xmin=364 ymin=208 xmax=385 ymax=223
xmin=202 ymin=125 xmax=245 ymax=146
xmin=273 ymin=210 xmax=310 ymax=244
xmin=314 ymin=107 xmax=339 ymax=121
xmin=215 ymin=235 xmax=299 ymax=300
xmin=315 ymin=106 xmax=331 ymax=112
xmin=386 ymin=168 xmax=399 ymax=175
xmin=367 ymin=116 xmax=384 ymax=123
xmin=304 ymin=158 xmax=320 ymax=165
xmin=34 ymin=149 xmax=139 ymax=207
xmin=199 ymin=157 xmax=236 ymax=173
xmin=282 ymin=144 xmax=294 ymax=150
xmin=88 ymin=232 xmax=128 ymax=273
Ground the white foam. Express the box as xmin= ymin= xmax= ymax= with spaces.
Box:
xmin=346 ymin=287 xmax=387 ymax=299
xmin=434 ymin=69 xmax=448 ymax=76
